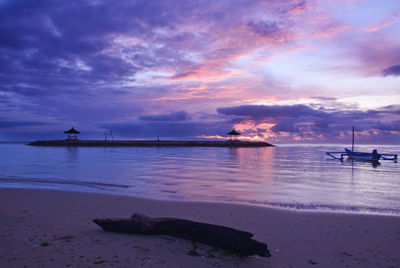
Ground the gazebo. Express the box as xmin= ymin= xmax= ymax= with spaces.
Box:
xmin=64 ymin=127 xmax=80 ymax=140
xmin=227 ymin=129 xmax=241 ymax=141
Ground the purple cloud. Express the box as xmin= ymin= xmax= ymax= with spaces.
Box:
xmin=0 ymin=0 xmax=298 ymax=101
xmin=0 ymin=0 xmax=306 ymax=135
xmin=382 ymin=64 xmax=400 ymax=76
xmin=0 ymin=0 xmax=398 ymax=143
xmin=101 ymin=120 xmax=231 ymax=139
xmin=217 ymin=105 xmax=327 ymax=119
xmin=0 ymin=120 xmax=52 ymax=129
xmin=247 ymin=20 xmax=282 ymax=37
xmin=139 ymin=111 xmax=191 ymax=121
xmin=354 ymin=39 xmax=400 ymax=76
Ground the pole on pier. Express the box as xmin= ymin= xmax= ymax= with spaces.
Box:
xmin=352 ymin=126 xmax=355 ymax=152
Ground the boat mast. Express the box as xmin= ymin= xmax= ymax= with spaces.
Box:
xmin=352 ymin=126 xmax=355 ymax=152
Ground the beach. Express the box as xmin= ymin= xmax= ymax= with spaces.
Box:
xmin=0 ymin=188 xmax=399 ymax=267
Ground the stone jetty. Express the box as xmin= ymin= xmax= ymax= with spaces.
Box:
xmin=27 ymin=140 xmax=273 ymax=147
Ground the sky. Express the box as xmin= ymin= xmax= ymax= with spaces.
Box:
xmin=0 ymin=0 xmax=399 ymax=144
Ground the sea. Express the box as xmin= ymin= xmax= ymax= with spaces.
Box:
xmin=1 ymin=142 xmax=399 ymax=216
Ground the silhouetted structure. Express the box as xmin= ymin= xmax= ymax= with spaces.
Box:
xmin=64 ymin=127 xmax=80 ymax=140
xmin=227 ymin=129 xmax=241 ymax=141
xmin=29 ymin=127 xmax=275 ymax=147
xmin=104 ymin=131 xmax=114 ymax=141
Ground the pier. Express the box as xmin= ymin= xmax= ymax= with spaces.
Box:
xmin=27 ymin=140 xmax=273 ymax=147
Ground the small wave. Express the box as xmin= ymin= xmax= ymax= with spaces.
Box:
xmin=0 ymin=177 xmax=129 ymax=190
xmin=245 ymin=199 xmax=400 ymax=216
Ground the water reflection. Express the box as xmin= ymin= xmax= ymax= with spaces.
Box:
xmin=66 ymin=146 xmax=78 ymax=162
xmin=0 ymin=143 xmax=399 ymax=215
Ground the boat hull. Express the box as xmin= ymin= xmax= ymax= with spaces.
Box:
xmin=344 ymin=148 xmax=380 ymax=161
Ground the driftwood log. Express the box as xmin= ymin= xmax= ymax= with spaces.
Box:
xmin=93 ymin=213 xmax=271 ymax=257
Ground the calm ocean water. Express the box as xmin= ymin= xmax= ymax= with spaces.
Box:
xmin=0 ymin=142 xmax=399 ymax=215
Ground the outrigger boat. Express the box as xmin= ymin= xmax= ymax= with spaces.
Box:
xmin=326 ymin=127 xmax=398 ymax=162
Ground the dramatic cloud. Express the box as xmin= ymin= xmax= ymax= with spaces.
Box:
xmin=0 ymin=0 xmax=399 ymax=143
xmin=0 ymin=0 xmax=302 ymax=114
xmin=217 ymin=104 xmax=400 ymax=143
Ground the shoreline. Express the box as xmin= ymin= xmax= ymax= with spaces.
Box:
xmin=1 ymin=188 xmax=400 ymax=267
xmin=2 ymin=183 xmax=400 ymax=217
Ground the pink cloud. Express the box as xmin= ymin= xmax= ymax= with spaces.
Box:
xmin=317 ymin=24 xmax=351 ymax=38
xmin=167 ymin=19 xmax=294 ymax=81
xmin=290 ymin=5 xmax=351 ymax=40
xmin=344 ymin=0 xmax=366 ymax=2
xmin=144 ymin=0 xmax=318 ymax=83
xmin=217 ymin=104 xmax=400 ymax=144
xmin=356 ymin=39 xmax=400 ymax=76
xmin=2 ymin=0 xmax=399 ymax=143
xmin=362 ymin=18 xmax=399 ymax=32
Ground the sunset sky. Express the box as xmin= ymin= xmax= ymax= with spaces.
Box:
xmin=1 ymin=0 xmax=399 ymax=143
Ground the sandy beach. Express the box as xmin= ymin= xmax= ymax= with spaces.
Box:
xmin=0 ymin=188 xmax=399 ymax=268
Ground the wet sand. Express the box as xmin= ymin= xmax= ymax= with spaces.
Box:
xmin=0 ymin=188 xmax=399 ymax=267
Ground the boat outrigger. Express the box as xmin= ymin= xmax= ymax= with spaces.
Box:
xmin=326 ymin=127 xmax=398 ymax=162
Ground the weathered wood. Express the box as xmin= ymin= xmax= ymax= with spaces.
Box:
xmin=93 ymin=213 xmax=271 ymax=257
